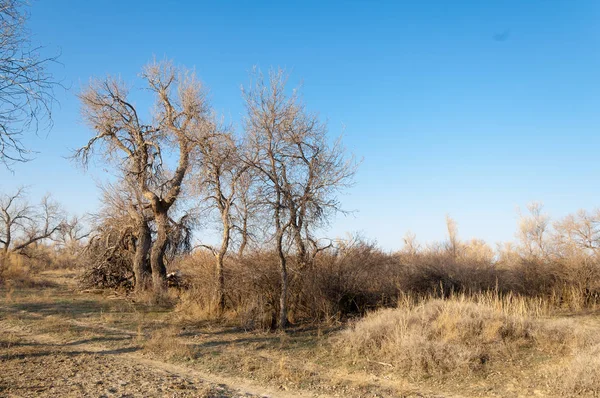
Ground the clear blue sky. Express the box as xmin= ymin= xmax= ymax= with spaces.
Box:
xmin=2 ymin=0 xmax=599 ymax=250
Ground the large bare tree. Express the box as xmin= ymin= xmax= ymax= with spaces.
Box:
xmin=76 ymin=60 xmax=210 ymax=293
xmin=242 ymin=69 xmax=357 ymax=328
xmin=0 ymin=0 xmax=58 ymax=166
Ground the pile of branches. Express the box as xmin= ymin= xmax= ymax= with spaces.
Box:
xmin=79 ymin=223 xmax=136 ymax=290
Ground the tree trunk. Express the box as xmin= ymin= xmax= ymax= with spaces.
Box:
xmin=215 ymin=219 xmax=230 ymax=314
xmin=277 ymin=231 xmax=288 ymax=329
xmin=150 ymin=210 xmax=169 ymax=293
xmin=133 ymin=219 xmax=151 ymax=292
xmin=292 ymin=224 xmax=308 ymax=267
xmin=215 ymin=254 xmax=225 ymax=314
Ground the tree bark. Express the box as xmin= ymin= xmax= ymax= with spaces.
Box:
xmin=150 ymin=208 xmax=169 ymax=293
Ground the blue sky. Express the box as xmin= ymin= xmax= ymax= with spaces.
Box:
xmin=2 ymin=0 xmax=600 ymax=250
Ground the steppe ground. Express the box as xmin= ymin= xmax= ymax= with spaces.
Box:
xmin=2 ymin=270 xmax=600 ymax=398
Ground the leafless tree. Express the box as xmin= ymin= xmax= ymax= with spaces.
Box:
xmin=554 ymin=209 xmax=600 ymax=257
xmin=195 ymin=122 xmax=249 ymax=313
xmin=445 ymin=215 xmax=460 ymax=259
xmin=54 ymin=214 xmax=90 ymax=259
xmin=233 ymin=169 xmax=261 ymax=257
xmin=517 ymin=202 xmax=551 ymax=259
xmin=242 ymin=69 xmax=357 ymax=328
xmin=0 ymin=0 xmax=59 ymax=167
xmin=0 ymin=187 xmax=65 ymax=260
xmin=76 ymin=60 xmax=210 ymax=292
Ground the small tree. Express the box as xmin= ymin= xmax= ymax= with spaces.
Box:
xmin=554 ymin=209 xmax=600 ymax=258
xmin=517 ymin=202 xmax=551 ymax=259
xmin=242 ymin=69 xmax=357 ymax=328
xmin=195 ymin=124 xmax=249 ymax=313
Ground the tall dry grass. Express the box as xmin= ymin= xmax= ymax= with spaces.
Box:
xmin=333 ymin=295 xmax=597 ymax=380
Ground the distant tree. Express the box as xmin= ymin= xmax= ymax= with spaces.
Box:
xmin=242 ymin=69 xmax=357 ymax=328
xmin=0 ymin=0 xmax=59 ymax=167
xmin=554 ymin=209 xmax=600 ymax=257
xmin=517 ymin=202 xmax=551 ymax=259
xmin=0 ymin=187 xmax=65 ymax=257
xmin=445 ymin=215 xmax=460 ymax=259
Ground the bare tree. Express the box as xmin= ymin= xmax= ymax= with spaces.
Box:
xmin=517 ymin=202 xmax=551 ymax=259
xmin=0 ymin=187 xmax=65 ymax=258
xmin=0 ymin=0 xmax=59 ymax=166
xmin=554 ymin=209 xmax=600 ymax=257
xmin=401 ymin=231 xmax=420 ymax=256
xmin=76 ymin=60 xmax=210 ymax=293
xmin=445 ymin=215 xmax=460 ymax=259
xmin=195 ymin=123 xmax=249 ymax=313
xmin=234 ymin=170 xmax=258 ymax=257
xmin=242 ymin=69 xmax=357 ymax=328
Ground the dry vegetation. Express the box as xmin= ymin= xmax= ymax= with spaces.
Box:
xmin=3 ymin=187 xmax=600 ymax=396
xmin=0 ymin=22 xmax=599 ymax=393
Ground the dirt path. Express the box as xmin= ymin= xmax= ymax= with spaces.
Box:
xmin=0 ymin=310 xmax=327 ymax=398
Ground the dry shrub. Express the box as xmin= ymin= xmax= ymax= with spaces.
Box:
xmin=173 ymin=237 xmax=600 ymax=330
xmin=398 ymin=252 xmax=507 ymax=297
xmin=334 ymin=297 xmax=595 ymax=379
xmin=299 ymin=240 xmax=401 ymax=320
xmin=175 ymin=242 xmax=402 ymax=329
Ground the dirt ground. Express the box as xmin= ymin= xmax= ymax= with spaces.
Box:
xmin=0 ymin=271 xmax=398 ymax=398
xmin=0 ymin=332 xmax=257 ymax=397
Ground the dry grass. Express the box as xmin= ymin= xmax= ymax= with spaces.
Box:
xmin=1 ymin=255 xmax=57 ymax=288
xmin=334 ymin=295 xmax=597 ymax=380
xmin=142 ymin=326 xmax=195 ymax=360
xmin=552 ymin=343 xmax=600 ymax=396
